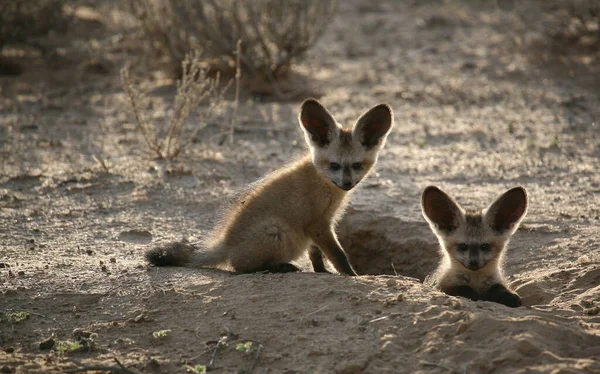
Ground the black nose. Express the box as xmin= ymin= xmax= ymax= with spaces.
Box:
xmin=343 ymin=181 xmax=353 ymax=189
xmin=468 ymin=260 xmax=479 ymax=269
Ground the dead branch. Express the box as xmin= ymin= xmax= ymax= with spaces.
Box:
xmin=64 ymin=358 xmax=139 ymax=374
xmin=120 ymin=65 xmax=163 ymax=158
xmin=229 ymin=39 xmax=242 ymax=144
xmin=250 ymin=343 xmax=264 ymax=373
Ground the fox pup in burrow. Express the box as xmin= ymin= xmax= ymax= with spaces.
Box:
xmin=420 ymin=186 xmax=528 ymax=307
xmin=146 ymin=99 xmax=394 ymax=275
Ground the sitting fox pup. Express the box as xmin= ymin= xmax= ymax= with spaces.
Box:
xmin=146 ymin=99 xmax=394 ymax=275
xmin=421 ymin=186 xmax=528 ymax=307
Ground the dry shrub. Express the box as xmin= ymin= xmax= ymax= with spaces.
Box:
xmin=131 ymin=0 xmax=337 ymax=91
xmin=0 ymin=0 xmax=67 ymax=51
xmin=120 ymin=52 xmax=231 ymax=159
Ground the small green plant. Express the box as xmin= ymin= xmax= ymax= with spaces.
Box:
xmin=182 ymin=364 xmax=207 ymax=373
xmin=236 ymin=341 xmax=256 ymax=355
xmin=54 ymin=332 xmax=98 ymax=353
xmin=5 ymin=311 xmax=30 ymax=323
xmin=55 ymin=340 xmax=83 ymax=352
xmin=550 ymin=135 xmax=563 ymax=149
xmin=152 ymin=329 xmax=172 ymax=339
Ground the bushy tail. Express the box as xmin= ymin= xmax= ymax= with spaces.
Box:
xmin=145 ymin=241 xmax=227 ymax=268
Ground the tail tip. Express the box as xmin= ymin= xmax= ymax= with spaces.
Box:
xmin=145 ymin=242 xmax=194 ymax=267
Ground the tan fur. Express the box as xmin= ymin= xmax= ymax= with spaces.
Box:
xmin=147 ymin=99 xmax=394 ymax=275
xmin=433 ymin=247 xmax=504 ymax=294
xmin=203 ymin=155 xmax=350 ymax=272
xmin=422 ymin=186 xmax=528 ymax=294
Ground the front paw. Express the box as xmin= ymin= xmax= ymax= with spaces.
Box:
xmin=443 ymin=285 xmax=480 ymax=302
xmin=486 ymin=284 xmax=521 ymax=308
xmin=496 ymin=291 xmax=521 ymax=308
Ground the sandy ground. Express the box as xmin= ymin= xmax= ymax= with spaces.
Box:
xmin=1 ymin=0 xmax=599 ymax=373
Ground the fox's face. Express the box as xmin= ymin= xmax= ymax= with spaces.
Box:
xmin=421 ymin=186 xmax=528 ymax=271
xmin=299 ymin=99 xmax=393 ymax=191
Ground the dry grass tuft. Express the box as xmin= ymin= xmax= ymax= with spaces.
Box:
xmin=120 ymin=52 xmax=231 ymax=159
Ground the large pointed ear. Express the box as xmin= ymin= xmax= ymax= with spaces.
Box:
xmin=352 ymin=104 xmax=393 ymax=149
xmin=299 ymin=98 xmax=338 ymax=147
xmin=421 ymin=186 xmax=464 ymax=233
xmin=485 ymin=187 xmax=528 ymax=233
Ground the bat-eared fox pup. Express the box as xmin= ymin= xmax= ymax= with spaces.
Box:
xmin=421 ymin=186 xmax=528 ymax=307
xmin=146 ymin=98 xmax=394 ymax=276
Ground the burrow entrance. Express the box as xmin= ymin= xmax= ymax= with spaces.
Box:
xmin=337 ymin=210 xmax=440 ymax=281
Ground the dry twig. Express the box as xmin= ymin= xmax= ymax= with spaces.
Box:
xmin=229 ymin=39 xmax=242 ymax=144
xmin=64 ymin=358 xmax=139 ymax=374
xmin=250 ymin=343 xmax=264 ymax=373
xmin=420 ymin=360 xmax=454 ymax=371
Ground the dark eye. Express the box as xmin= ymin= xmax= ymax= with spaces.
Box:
xmin=329 ymin=162 xmax=341 ymax=171
xmin=351 ymin=162 xmax=362 ymax=170
xmin=480 ymin=243 xmax=491 ymax=251
xmin=456 ymin=244 xmax=468 ymax=252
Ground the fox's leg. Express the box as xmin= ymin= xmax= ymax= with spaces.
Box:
xmin=309 ymin=246 xmax=330 ymax=273
xmin=230 ymin=260 xmax=300 ymax=274
xmin=484 ymin=284 xmax=521 ymax=307
xmin=228 ymin=220 xmax=305 ymax=274
xmin=443 ymin=285 xmax=481 ymax=301
xmin=261 ymin=263 xmax=301 ymax=273
xmin=230 ymin=257 xmax=301 ymax=274
xmin=311 ymin=231 xmax=357 ymax=276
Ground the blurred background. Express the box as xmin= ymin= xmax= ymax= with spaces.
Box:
xmin=1 ymin=2 xmax=599 ymax=372
xmin=1 ymin=0 xmax=599 ymax=163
